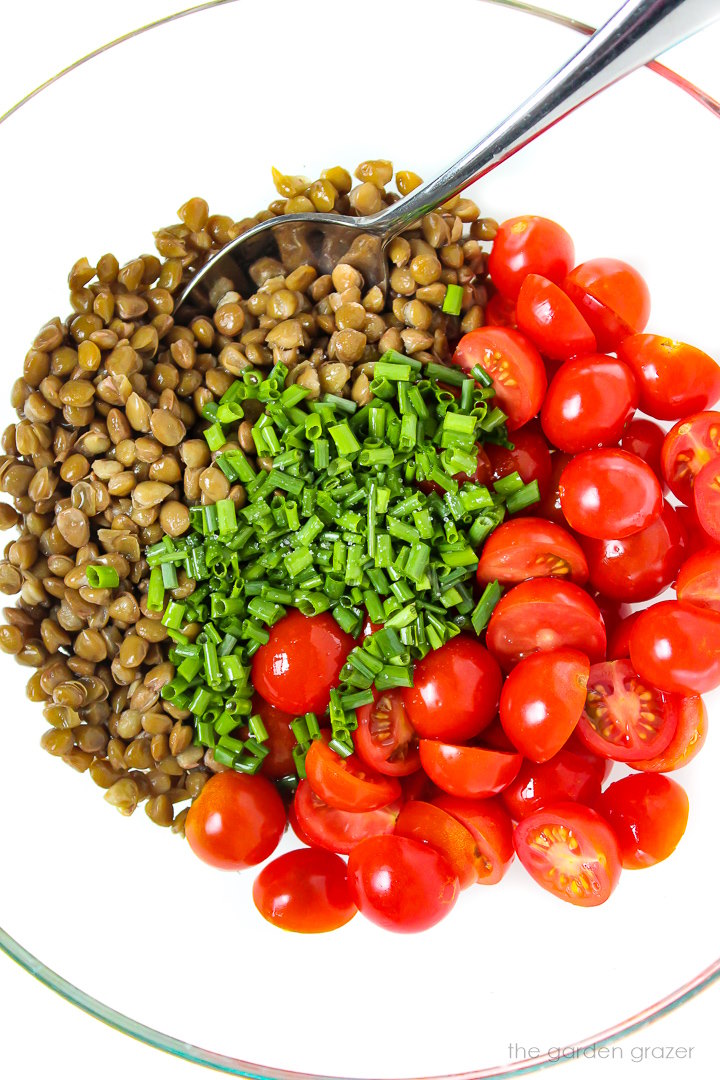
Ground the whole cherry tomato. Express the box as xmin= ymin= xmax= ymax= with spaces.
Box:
xmin=452 ymin=327 xmax=546 ymax=430
xmin=476 ymin=517 xmax=588 ymax=586
xmin=661 ymin=410 xmax=720 ymax=505
xmin=252 ymin=609 xmax=353 ymax=714
xmin=563 ymin=258 xmax=650 ymax=351
xmin=540 ymin=355 xmax=638 ymax=453
xmin=582 ymin=503 xmax=686 ymax=602
xmin=253 ymin=848 xmax=357 ymax=933
xmin=488 ymin=216 xmax=575 ymax=300
xmin=559 ymin=448 xmax=662 ymax=539
xmin=246 ymin=695 xmax=296 ymax=780
xmin=433 ymin=795 xmax=515 ymax=884
xmin=618 ymin=334 xmax=720 ymax=420
xmin=621 ymin=417 xmax=666 ymax=486
xmin=629 ymin=599 xmax=720 ymax=694
xmin=576 ymin=658 xmax=679 ymax=762
xmin=501 ymin=747 xmax=605 ymax=820
xmin=499 ymin=648 xmax=590 ymax=762
xmin=485 ymin=423 xmax=553 ymax=500
xmin=305 ymin=739 xmax=401 ymax=812
xmin=402 ymin=637 xmax=502 ymax=741
xmin=596 ymin=773 xmax=689 ymax=869
xmin=516 ymin=274 xmax=596 ymax=360
xmin=186 ymin=772 xmax=286 ymax=870
xmin=418 ymin=741 xmax=523 ymax=798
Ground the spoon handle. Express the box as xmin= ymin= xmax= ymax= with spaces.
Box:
xmin=372 ymin=0 xmax=718 ymax=235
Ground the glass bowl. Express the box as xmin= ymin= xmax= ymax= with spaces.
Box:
xmin=1 ymin=2 xmax=719 ymax=1077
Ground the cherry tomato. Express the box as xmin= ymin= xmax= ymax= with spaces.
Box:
xmin=629 ymin=599 xmax=720 ymax=694
xmin=501 ymin=747 xmax=606 ymax=821
xmin=514 ymin=802 xmax=621 ymax=906
xmin=347 ymin=834 xmax=459 ymax=932
xmin=499 ymin=648 xmax=590 ymax=762
xmin=661 ymin=410 xmax=720 ymax=505
xmin=353 ymin=688 xmax=420 ymax=778
xmin=675 ymin=504 xmax=719 ymax=558
xmin=478 ymin=715 xmax=520 ymax=754
xmin=488 ymin=216 xmax=575 ymax=301
xmin=693 ymin=457 xmax=720 ymax=544
xmin=621 ymin=418 xmax=666 ymax=487
xmin=607 ymin=611 xmax=642 ymax=660
xmin=253 ymin=848 xmax=357 ymax=933
xmin=305 ymin=739 xmax=401 ymax=812
xmin=596 ymin=774 xmax=689 ymax=870
xmin=246 ymin=695 xmax=296 ymax=780
xmin=394 ymin=800 xmax=485 ymax=889
xmin=587 ymin=590 xmax=629 ymax=642
xmin=675 ymin=547 xmax=720 ymax=612
xmin=401 ymin=770 xmax=441 ymax=803
xmin=618 ymin=334 xmax=720 ymax=420
xmin=576 ymin=659 xmax=679 ymax=762
xmin=485 ymin=291 xmax=518 ymax=329
xmin=293 ymin=780 xmax=399 ymax=854
xmin=486 ymin=423 xmax=553 ymax=499
xmin=418 ymin=443 xmax=492 ymax=496
xmin=559 ymin=448 xmax=662 ymax=539
xmin=452 ymin=327 xmax=547 ymax=430
xmin=476 ymin=517 xmax=588 ymax=586
xmin=418 ymin=740 xmax=523 ymax=798
xmin=516 ymin=274 xmax=596 ymax=360
xmin=185 ymin=772 xmax=286 ymax=871
xmin=631 ymin=694 xmax=707 ymax=773
xmin=252 ymin=609 xmax=353 ymax=714
xmin=486 ymin=578 xmax=606 ymax=671
xmin=536 ymin=451 xmax=573 ymax=525
xmin=582 ymin=503 xmax=686 ymax=603
xmin=288 ymin=797 xmax=316 ymax=848
xmin=540 ymin=355 xmax=638 ymax=454
xmin=433 ymin=795 xmax=515 ymax=884
xmin=563 ymin=258 xmax=650 ymax=351
xmin=402 ymin=636 xmax=502 ymax=741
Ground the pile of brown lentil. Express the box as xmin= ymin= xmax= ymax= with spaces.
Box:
xmin=0 ymin=161 xmax=496 ymax=835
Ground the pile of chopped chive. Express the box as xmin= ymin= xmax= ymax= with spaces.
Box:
xmin=145 ymin=350 xmax=540 ymax=780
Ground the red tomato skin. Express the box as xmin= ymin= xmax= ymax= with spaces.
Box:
xmin=693 ymin=457 xmax=720 ymax=543
xmin=185 ymin=772 xmax=286 ymax=871
xmin=485 ymin=292 xmax=518 ymax=329
xmin=540 ymin=355 xmax=638 ymax=454
xmin=251 ymin=610 xmax=353 ymax=715
xmin=675 ymin=547 xmax=720 ymax=613
xmin=486 ymin=578 xmax=606 ymax=672
xmin=347 ymin=835 xmax=459 ymax=933
xmin=595 ymin=773 xmax=689 ymax=869
xmin=629 ymin=599 xmax=720 ymax=694
xmin=577 ymin=658 xmax=679 ymax=763
xmin=402 ymin=637 xmax=502 ymax=741
xmin=394 ymin=800 xmax=483 ymax=889
xmin=514 ymin=801 xmax=622 ymax=906
xmin=293 ymin=780 xmax=400 ymax=855
xmin=501 ymin=747 xmax=605 ymax=821
xmin=488 ymin=216 xmax=575 ymax=301
xmin=536 ymin=452 xmax=573 ymax=526
xmin=621 ymin=418 xmax=666 ymax=488
xmin=582 ymin=503 xmax=686 ymax=603
xmin=559 ymin=448 xmax=662 ymax=539
xmin=354 ymin=688 xmax=420 ymax=777
xmin=499 ymin=648 xmax=590 ymax=763
xmin=486 ymin=424 xmax=553 ymax=501
xmin=476 ymin=517 xmax=588 ymax=586
xmin=418 ymin=740 xmax=523 ymax=798
xmin=253 ymin=848 xmax=357 ymax=933
xmin=631 ymin=694 xmax=707 ymax=773
xmin=516 ymin=274 xmax=596 ymax=361
xmin=661 ymin=410 xmax=720 ymax=505
xmin=452 ymin=327 xmax=547 ymax=430
xmin=618 ymin=334 xmax=720 ymax=420
xmin=248 ymin=695 xmax=297 ymax=780
xmin=432 ymin=795 xmax=515 ymax=884
xmin=305 ymin=740 xmax=401 ymax=812
xmin=607 ymin=612 xmax=643 ymax=660
xmin=675 ymin=505 xmax=719 ymax=559
xmin=563 ymin=258 xmax=651 ymax=351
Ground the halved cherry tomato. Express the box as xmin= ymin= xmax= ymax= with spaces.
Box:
xmin=536 ymin=451 xmax=573 ymax=526
xmin=485 ymin=423 xmax=553 ymax=500
xmin=563 ymin=258 xmax=650 ymax=351
xmin=540 ymin=355 xmax=637 ymax=454
xmin=478 ymin=715 xmax=520 ymax=754
xmin=401 ymin=769 xmax=441 ymax=804
xmin=485 ymin=291 xmax=518 ymax=329
xmin=582 ymin=503 xmax=686 ymax=603
xmin=433 ymin=795 xmax=515 ymax=884
xmin=419 ymin=740 xmax=522 ymax=798
xmin=253 ymin=848 xmax=356 ymax=933
xmin=394 ymin=800 xmax=484 ymax=889
xmin=293 ymin=779 xmax=400 ymax=854
xmin=629 ymin=599 xmax=720 ymax=694
xmin=251 ymin=609 xmax=353 ymax=714
xmin=516 ymin=274 xmax=596 ymax=360
xmin=185 ymin=772 xmax=286 ymax=871
xmin=354 ymin=688 xmax=420 ymax=777
xmin=559 ymin=448 xmax=662 ymax=539
xmin=607 ymin=611 xmax=642 ymax=660
xmin=514 ymin=802 xmax=621 ymax=906
xmin=305 ymin=739 xmax=401 ymax=812
xmin=476 ymin=517 xmax=588 ymax=586
xmin=576 ymin=658 xmax=678 ymax=762
xmin=501 ymin=747 xmax=605 ymax=820
xmin=347 ymin=834 xmax=459 ymax=932
xmin=596 ymin=774 xmax=689 ymax=870
xmin=675 ymin=548 xmax=720 ymax=612
xmin=587 ymin=590 xmax=630 ymax=641
xmin=499 ymin=648 xmax=590 ymax=762
xmin=246 ymin=695 xmax=296 ymax=780
xmin=676 ymin=504 xmax=719 ymax=558
xmin=661 ymin=410 xmax=720 ymax=505
xmin=618 ymin=334 xmax=720 ymax=420
xmin=621 ymin=417 xmax=666 ymax=487
xmin=402 ymin=636 xmax=502 ymax=741
xmin=452 ymin=327 xmax=547 ymax=430
xmin=693 ymin=457 xmax=720 ymax=543
xmin=418 ymin=443 xmax=492 ymax=496
xmin=631 ymin=694 xmax=707 ymax=773
xmin=486 ymin=578 xmax=606 ymax=671
xmin=488 ymin=216 xmax=575 ymax=301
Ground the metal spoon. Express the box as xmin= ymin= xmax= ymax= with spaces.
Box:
xmin=177 ymin=0 xmax=717 ymax=315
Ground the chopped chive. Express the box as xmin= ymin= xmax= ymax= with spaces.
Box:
xmin=471 ymin=580 xmax=503 ymax=634
xmin=442 ymin=283 xmax=464 ymax=316
xmin=86 ymin=565 xmax=120 ymax=589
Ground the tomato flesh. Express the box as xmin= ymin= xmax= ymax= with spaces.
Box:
xmin=596 ymin=774 xmax=689 ymax=869
xmin=559 ymin=448 xmax=662 ymax=539
xmin=576 ymin=659 xmax=678 ymax=762
xmin=499 ymin=648 xmax=590 ymax=762
xmin=252 ymin=609 xmax=353 ymax=714
xmin=693 ymin=457 xmax=720 ymax=543
xmin=476 ymin=517 xmax=588 ymax=586
xmin=293 ymin=779 xmax=400 ymax=854
xmin=402 ymin=636 xmax=502 ymax=741
xmin=452 ymin=326 xmax=547 ymax=431
xmin=253 ymin=849 xmax=357 ymax=933
xmin=661 ymin=410 xmax=720 ymax=505
xmin=394 ymin=800 xmax=484 ymax=889
xmin=354 ymin=688 xmax=420 ymax=777
xmin=305 ymin=739 xmax=401 ymax=812
xmin=419 ymin=740 xmax=523 ymax=798
xmin=185 ymin=772 xmax=286 ymax=871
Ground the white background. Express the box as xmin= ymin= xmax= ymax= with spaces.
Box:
xmin=0 ymin=2 xmax=719 ymax=1079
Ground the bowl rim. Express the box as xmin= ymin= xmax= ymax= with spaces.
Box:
xmin=0 ymin=2 xmax=718 ymax=1077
